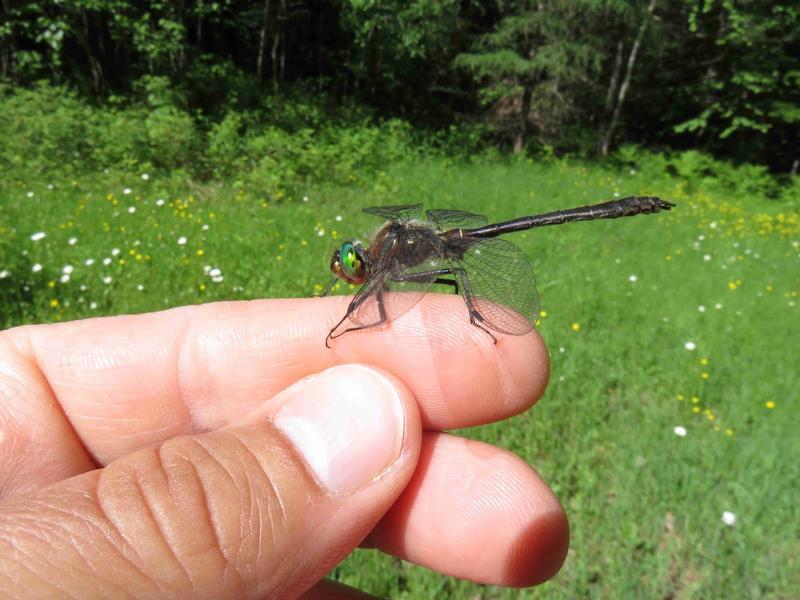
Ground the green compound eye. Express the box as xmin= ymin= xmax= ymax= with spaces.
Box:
xmin=341 ymin=242 xmax=360 ymax=278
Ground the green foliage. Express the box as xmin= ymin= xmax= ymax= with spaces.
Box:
xmin=235 ymin=118 xmax=418 ymax=200
xmin=454 ymin=1 xmax=632 ymax=152
xmin=615 ymin=146 xmax=787 ymax=200
xmin=339 ymin=0 xmax=462 ymax=108
xmin=0 ymin=81 xmax=428 ymax=200
xmin=659 ymin=1 xmax=800 ymax=168
xmin=0 ymin=81 xmax=198 ymax=173
xmin=206 ymin=112 xmax=247 ymax=178
xmin=3 ymin=80 xmax=794 ymax=204
xmin=0 ymin=82 xmax=95 ymax=171
xmin=144 ymin=106 xmax=199 ymax=169
xmin=1 ymin=1 xmax=798 ymax=169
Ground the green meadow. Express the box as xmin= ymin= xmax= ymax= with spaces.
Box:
xmin=1 ymin=156 xmax=798 ymax=597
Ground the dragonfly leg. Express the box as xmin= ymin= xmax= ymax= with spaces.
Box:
xmin=445 ymin=265 xmax=498 ymax=344
xmin=352 ymin=268 xmax=497 ymax=344
xmin=467 ymin=309 xmax=498 ymax=344
xmin=325 ymin=287 xmax=388 ymax=347
xmin=396 ymin=265 xmax=498 ymax=343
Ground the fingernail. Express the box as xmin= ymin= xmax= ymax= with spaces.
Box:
xmin=275 ymin=365 xmax=404 ymax=492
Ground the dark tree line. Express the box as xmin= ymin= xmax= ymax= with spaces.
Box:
xmin=1 ymin=0 xmax=798 ymax=171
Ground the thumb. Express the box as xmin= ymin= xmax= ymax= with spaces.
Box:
xmin=0 ymin=364 xmax=420 ymax=599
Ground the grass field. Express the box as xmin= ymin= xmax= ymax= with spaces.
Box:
xmin=2 ymin=157 xmax=798 ymax=597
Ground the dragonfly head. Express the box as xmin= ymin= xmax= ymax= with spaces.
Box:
xmin=330 ymin=241 xmax=368 ymax=285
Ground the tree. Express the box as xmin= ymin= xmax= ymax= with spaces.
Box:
xmin=455 ymin=0 xmax=632 ymax=153
xmin=338 ymin=0 xmax=462 ymax=117
xmin=672 ymin=1 xmax=800 ymax=171
xmin=599 ymin=0 xmax=657 ymax=155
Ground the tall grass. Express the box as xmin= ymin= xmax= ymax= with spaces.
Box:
xmin=2 ymin=151 xmax=798 ymax=597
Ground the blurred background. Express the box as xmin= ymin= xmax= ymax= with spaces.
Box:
xmin=0 ymin=1 xmax=798 ymax=597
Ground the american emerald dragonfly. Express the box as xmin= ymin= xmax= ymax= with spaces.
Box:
xmin=321 ymin=196 xmax=674 ymax=347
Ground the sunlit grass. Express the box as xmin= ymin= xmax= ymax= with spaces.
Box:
xmin=1 ymin=158 xmax=798 ymax=597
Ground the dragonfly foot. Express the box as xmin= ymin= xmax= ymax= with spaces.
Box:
xmin=469 ymin=313 xmax=498 ymax=344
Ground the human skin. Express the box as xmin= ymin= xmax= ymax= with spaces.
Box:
xmin=0 ymin=294 xmax=568 ymax=598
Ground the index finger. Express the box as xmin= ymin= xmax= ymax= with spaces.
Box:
xmin=5 ymin=295 xmax=548 ymax=465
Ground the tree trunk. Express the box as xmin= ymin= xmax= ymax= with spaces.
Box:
xmin=0 ymin=0 xmax=14 ymax=80
xmin=606 ymin=39 xmax=624 ymax=111
xmin=279 ymin=0 xmax=286 ymax=83
xmin=601 ymin=0 xmax=657 ymax=156
xmin=78 ymin=9 xmax=104 ymax=93
xmin=270 ymin=25 xmax=280 ymax=91
xmin=256 ymin=0 xmax=271 ymax=80
xmin=514 ymin=84 xmax=533 ymax=154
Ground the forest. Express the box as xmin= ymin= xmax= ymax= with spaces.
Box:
xmin=2 ymin=0 xmax=798 ymax=174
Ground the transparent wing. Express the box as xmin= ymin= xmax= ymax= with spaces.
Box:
xmin=333 ymin=226 xmax=444 ymax=334
xmin=383 ymin=227 xmax=446 ymax=322
xmin=363 ymin=204 xmax=423 ymax=222
xmin=447 ymin=237 xmax=539 ymax=335
xmin=341 ymin=272 xmax=389 ymax=328
xmin=426 ymin=209 xmax=488 ymax=230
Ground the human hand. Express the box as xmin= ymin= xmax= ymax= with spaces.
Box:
xmin=0 ymin=295 xmax=567 ymax=598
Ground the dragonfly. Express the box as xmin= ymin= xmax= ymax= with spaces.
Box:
xmin=321 ymin=196 xmax=674 ymax=347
